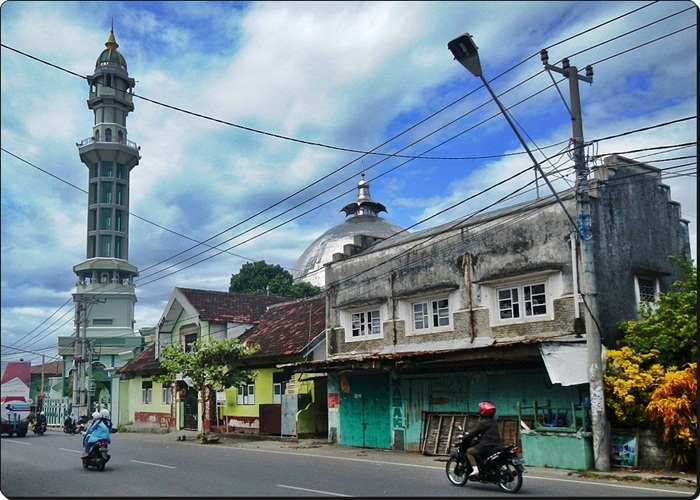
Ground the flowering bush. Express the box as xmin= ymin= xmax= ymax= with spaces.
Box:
xmin=646 ymin=362 xmax=697 ymax=468
xmin=603 ymin=347 xmax=665 ymax=427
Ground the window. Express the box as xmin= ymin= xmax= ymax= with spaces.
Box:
xmin=100 ymin=162 xmax=113 ymax=177
xmin=142 ymin=381 xmax=152 ymax=404
xmin=412 ymin=297 xmax=450 ymax=330
xmin=99 ymin=235 xmax=111 ymax=256
xmin=101 ymin=208 xmax=111 ymax=230
xmin=237 ymin=384 xmax=255 ymax=405
xmin=273 ymin=383 xmax=282 ymax=404
xmin=635 ymin=276 xmax=659 ymax=310
xmin=497 ymin=282 xmax=547 ymax=321
xmin=102 ymin=182 xmax=112 ymax=203
xmin=184 ymin=333 xmax=197 ymax=352
xmin=637 ymin=277 xmax=657 ymax=302
xmin=162 ymin=386 xmax=172 ymax=405
xmin=114 ymin=237 xmax=123 ymax=259
xmin=351 ymin=309 xmax=381 ymax=337
xmin=93 ymin=319 xmax=113 ymax=326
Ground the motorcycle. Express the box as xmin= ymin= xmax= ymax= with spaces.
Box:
xmin=74 ymin=415 xmax=89 ymax=434
xmin=63 ymin=418 xmax=78 ymax=435
xmin=82 ymin=439 xmax=110 ymax=471
xmin=32 ymin=419 xmax=47 ymax=435
xmin=445 ymin=425 xmax=526 ymax=493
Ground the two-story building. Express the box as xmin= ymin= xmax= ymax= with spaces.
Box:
xmin=290 ymin=155 xmax=691 ymax=469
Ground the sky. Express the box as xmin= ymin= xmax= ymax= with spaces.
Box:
xmin=1 ymin=1 xmax=696 ymax=365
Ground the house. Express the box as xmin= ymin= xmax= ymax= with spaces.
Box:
xmin=226 ymin=294 xmax=326 ymax=437
xmin=116 ymin=287 xmax=321 ymax=434
xmin=114 ymin=343 xmax=170 ymax=429
xmin=289 ymin=155 xmax=691 ymax=469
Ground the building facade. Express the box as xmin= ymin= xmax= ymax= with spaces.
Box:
xmin=292 ymin=155 xmax=691 ymax=468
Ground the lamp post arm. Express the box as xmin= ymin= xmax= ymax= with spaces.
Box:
xmin=477 ymin=74 xmax=582 ymax=238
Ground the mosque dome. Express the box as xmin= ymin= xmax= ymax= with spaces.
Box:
xmin=96 ymin=29 xmax=127 ymax=70
xmin=293 ymin=175 xmax=404 ymax=288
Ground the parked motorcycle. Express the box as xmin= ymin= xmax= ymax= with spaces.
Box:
xmin=32 ymin=419 xmax=47 ymax=435
xmin=82 ymin=439 xmax=110 ymax=471
xmin=445 ymin=425 xmax=526 ymax=493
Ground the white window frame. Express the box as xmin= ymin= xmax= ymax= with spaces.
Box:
xmin=351 ymin=309 xmax=381 ymax=337
xmin=142 ymin=381 xmax=152 ymax=404
xmin=482 ymin=271 xmax=560 ymax=326
xmin=497 ymin=282 xmax=548 ymax=320
xmin=341 ymin=304 xmax=386 ymax=342
xmin=162 ymin=385 xmax=172 ymax=405
xmin=400 ymin=293 xmax=453 ymax=335
xmin=236 ymin=384 xmax=255 ymax=405
xmin=635 ymin=275 xmax=659 ymax=312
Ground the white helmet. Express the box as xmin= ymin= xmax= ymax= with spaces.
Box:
xmin=39 ymin=411 xmax=45 ymax=416
xmin=92 ymin=411 xmax=101 ymax=420
xmin=100 ymin=408 xmax=110 ymax=419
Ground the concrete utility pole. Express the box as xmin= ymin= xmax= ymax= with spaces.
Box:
xmin=542 ymin=50 xmax=610 ymax=472
xmin=72 ymin=300 xmax=88 ymax=418
xmin=71 ymin=297 xmax=103 ymax=418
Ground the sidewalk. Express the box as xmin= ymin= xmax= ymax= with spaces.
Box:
xmin=118 ymin=426 xmax=697 ymax=491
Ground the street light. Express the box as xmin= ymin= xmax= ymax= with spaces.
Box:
xmin=449 ymin=32 xmax=609 ymax=471
xmin=447 ymin=33 xmax=482 ymax=77
xmin=447 ymin=32 xmax=579 ymax=235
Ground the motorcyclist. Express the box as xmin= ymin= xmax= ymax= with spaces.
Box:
xmin=464 ymin=401 xmax=502 ymax=478
xmin=64 ymin=412 xmax=75 ymax=432
xmin=82 ymin=411 xmax=111 ymax=458
xmin=99 ymin=408 xmax=113 ymax=433
xmin=34 ymin=411 xmax=47 ymax=432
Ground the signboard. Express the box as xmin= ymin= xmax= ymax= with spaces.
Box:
xmin=328 ymin=393 xmax=339 ymax=412
xmin=611 ymin=431 xmax=638 ymax=468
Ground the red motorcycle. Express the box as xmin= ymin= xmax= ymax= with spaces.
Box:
xmin=445 ymin=425 xmax=526 ymax=493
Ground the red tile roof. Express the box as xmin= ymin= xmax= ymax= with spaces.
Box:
xmin=242 ymin=295 xmax=325 ymax=359
xmin=29 ymin=360 xmax=63 ymax=377
xmin=177 ymin=287 xmax=292 ymax=323
xmin=116 ymin=344 xmax=164 ymax=375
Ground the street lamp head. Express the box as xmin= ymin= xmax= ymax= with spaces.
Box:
xmin=448 ymin=32 xmax=482 ymax=77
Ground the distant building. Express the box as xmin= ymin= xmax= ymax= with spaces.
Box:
xmin=293 ymin=174 xmax=404 ymax=287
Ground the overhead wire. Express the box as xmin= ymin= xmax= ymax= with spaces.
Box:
xmin=1 ymin=1 xmax=695 ymax=358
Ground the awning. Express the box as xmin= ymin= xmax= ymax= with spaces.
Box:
xmin=539 ymin=342 xmax=606 ymax=386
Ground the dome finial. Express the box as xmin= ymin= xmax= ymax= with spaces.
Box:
xmin=340 ymin=174 xmax=387 ymax=217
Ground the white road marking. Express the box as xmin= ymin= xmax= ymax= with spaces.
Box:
xmin=277 ymin=484 xmax=352 ymax=497
xmin=130 ymin=459 xmax=177 ymax=469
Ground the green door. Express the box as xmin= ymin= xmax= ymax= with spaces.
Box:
xmin=339 ymin=373 xmax=391 ymax=449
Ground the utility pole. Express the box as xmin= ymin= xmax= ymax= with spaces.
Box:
xmin=71 ymin=297 xmax=104 ymax=418
xmin=542 ymin=50 xmax=610 ymax=472
xmin=72 ymin=299 xmax=88 ymax=419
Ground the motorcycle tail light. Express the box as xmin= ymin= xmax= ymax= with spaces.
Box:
xmin=512 ymin=446 xmax=521 ymax=454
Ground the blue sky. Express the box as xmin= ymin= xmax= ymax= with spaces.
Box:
xmin=1 ymin=1 xmax=696 ymax=364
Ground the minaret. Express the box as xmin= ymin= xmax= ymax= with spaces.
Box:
xmin=67 ymin=28 xmax=141 ymax=419
xmin=73 ymin=27 xmax=140 ymax=334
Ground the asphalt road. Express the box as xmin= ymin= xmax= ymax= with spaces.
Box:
xmin=1 ymin=429 xmax=696 ymax=498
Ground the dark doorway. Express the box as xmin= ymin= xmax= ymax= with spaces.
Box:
xmin=183 ymin=389 xmax=198 ymax=431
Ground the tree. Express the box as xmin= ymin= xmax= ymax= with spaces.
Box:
xmin=618 ymin=257 xmax=697 ymax=368
xmin=646 ymin=362 xmax=697 ymax=469
xmin=154 ymin=337 xmax=260 ymax=437
xmin=604 ymin=258 xmax=697 ymax=469
xmin=229 ymin=260 xmax=321 ymax=298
